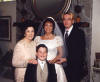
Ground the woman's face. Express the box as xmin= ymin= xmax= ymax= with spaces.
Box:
xmin=44 ymin=21 xmax=53 ymax=34
xmin=24 ymin=26 xmax=34 ymax=41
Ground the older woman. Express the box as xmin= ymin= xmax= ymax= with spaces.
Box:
xmin=12 ymin=21 xmax=37 ymax=82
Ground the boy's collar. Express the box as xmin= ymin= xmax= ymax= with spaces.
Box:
xmin=38 ymin=59 xmax=46 ymax=64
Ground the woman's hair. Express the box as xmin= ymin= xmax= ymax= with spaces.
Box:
xmin=21 ymin=20 xmax=35 ymax=38
xmin=42 ymin=18 xmax=55 ymax=34
xmin=23 ymin=20 xmax=35 ymax=34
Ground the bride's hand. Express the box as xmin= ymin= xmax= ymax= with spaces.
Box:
xmin=48 ymin=56 xmax=60 ymax=64
xmin=28 ymin=59 xmax=38 ymax=64
xmin=56 ymin=58 xmax=67 ymax=64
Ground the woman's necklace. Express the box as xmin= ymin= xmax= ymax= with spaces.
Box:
xmin=44 ymin=34 xmax=54 ymax=39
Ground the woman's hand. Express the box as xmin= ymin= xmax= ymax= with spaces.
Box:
xmin=28 ymin=59 xmax=38 ymax=64
xmin=56 ymin=58 xmax=67 ymax=64
xmin=48 ymin=56 xmax=60 ymax=64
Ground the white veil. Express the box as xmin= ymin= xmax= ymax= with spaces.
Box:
xmin=36 ymin=17 xmax=63 ymax=38
xmin=36 ymin=17 xmax=68 ymax=65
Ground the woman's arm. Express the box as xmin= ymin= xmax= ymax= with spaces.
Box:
xmin=49 ymin=36 xmax=67 ymax=64
xmin=12 ymin=43 xmax=29 ymax=67
xmin=56 ymin=46 xmax=67 ymax=64
xmin=49 ymin=46 xmax=65 ymax=64
xmin=57 ymin=46 xmax=63 ymax=57
xmin=12 ymin=43 xmax=37 ymax=68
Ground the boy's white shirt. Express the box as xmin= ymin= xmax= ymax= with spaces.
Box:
xmin=38 ymin=59 xmax=46 ymax=70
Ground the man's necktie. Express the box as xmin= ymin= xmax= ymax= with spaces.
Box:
xmin=64 ymin=31 xmax=68 ymax=40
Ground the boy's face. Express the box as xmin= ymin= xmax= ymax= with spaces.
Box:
xmin=36 ymin=47 xmax=47 ymax=61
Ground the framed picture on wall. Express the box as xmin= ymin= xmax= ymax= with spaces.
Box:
xmin=0 ymin=16 xmax=11 ymax=41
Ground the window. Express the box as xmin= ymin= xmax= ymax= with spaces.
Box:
xmin=0 ymin=0 xmax=15 ymax=2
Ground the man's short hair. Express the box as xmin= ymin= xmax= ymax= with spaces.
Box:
xmin=36 ymin=44 xmax=48 ymax=53
xmin=62 ymin=11 xmax=75 ymax=20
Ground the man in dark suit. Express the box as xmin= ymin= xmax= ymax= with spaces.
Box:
xmin=61 ymin=11 xmax=86 ymax=82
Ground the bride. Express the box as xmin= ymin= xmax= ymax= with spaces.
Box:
xmin=34 ymin=17 xmax=67 ymax=82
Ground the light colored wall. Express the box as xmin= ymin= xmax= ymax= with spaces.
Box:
xmin=0 ymin=1 xmax=16 ymax=55
xmin=92 ymin=0 xmax=100 ymax=67
xmin=91 ymin=0 xmax=100 ymax=82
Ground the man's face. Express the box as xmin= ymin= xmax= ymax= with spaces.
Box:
xmin=36 ymin=47 xmax=47 ymax=61
xmin=63 ymin=14 xmax=74 ymax=29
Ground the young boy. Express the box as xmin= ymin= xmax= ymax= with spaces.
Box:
xmin=24 ymin=44 xmax=67 ymax=82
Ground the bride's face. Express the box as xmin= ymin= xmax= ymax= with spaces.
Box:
xmin=44 ymin=21 xmax=53 ymax=34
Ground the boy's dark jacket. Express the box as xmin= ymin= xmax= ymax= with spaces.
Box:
xmin=24 ymin=61 xmax=57 ymax=82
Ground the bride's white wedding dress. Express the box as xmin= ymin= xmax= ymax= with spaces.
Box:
xmin=34 ymin=36 xmax=67 ymax=82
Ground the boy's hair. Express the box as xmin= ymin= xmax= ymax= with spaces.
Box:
xmin=36 ymin=44 xmax=48 ymax=53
